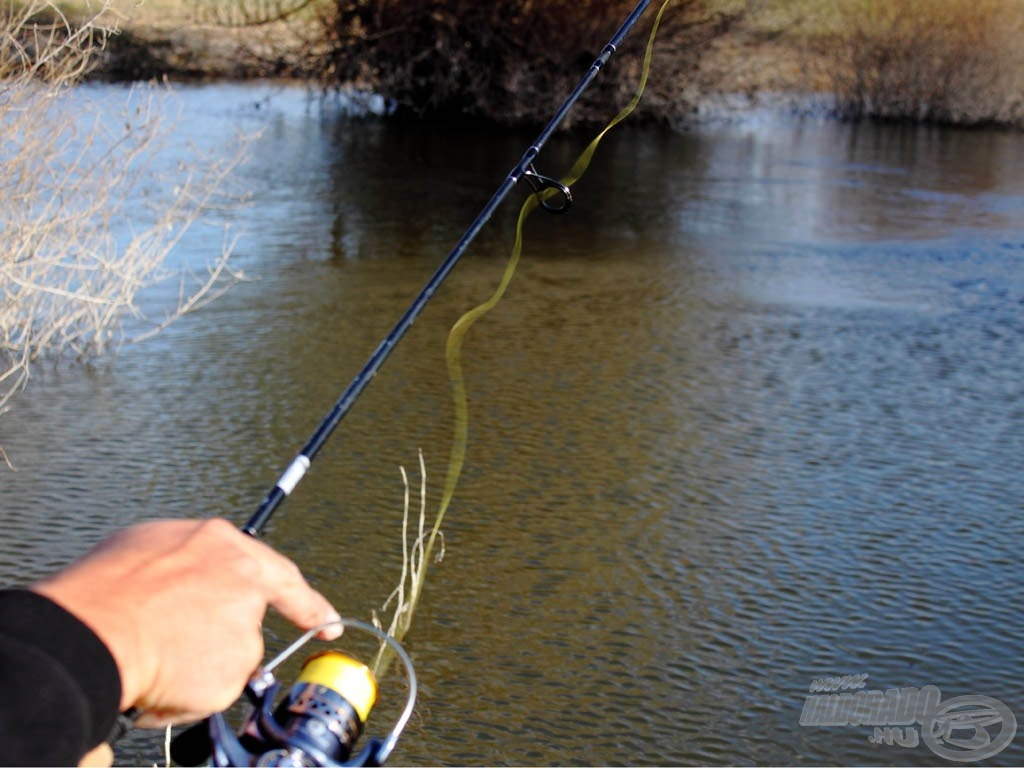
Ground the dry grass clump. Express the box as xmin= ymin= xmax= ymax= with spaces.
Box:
xmin=830 ymin=0 xmax=1024 ymax=124
xmin=1 ymin=1 xmax=246 ymax=424
xmin=372 ymin=450 xmax=441 ymax=677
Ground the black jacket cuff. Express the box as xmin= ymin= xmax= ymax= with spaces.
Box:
xmin=0 ymin=588 xmax=122 ymax=766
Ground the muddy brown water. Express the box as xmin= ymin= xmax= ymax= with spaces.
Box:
xmin=1 ymin=82 xmax=1022 ymax=765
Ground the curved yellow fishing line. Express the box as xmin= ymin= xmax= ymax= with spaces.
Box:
xmin=423 ymin=0 xmax=674 ymax=569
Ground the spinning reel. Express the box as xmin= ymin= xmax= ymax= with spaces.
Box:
xmin=171 ymin=619 xmax=416 ymax=767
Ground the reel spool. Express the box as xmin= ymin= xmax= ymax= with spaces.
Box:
xmin=172 ymin=619 xmax=416 ymax=767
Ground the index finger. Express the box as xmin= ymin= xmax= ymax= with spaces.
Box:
xmin=237 ymin=532 xmax=343 ymax=642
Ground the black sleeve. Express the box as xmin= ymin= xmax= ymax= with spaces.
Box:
xmin=0 ymin=588 xmax=122 ymax=767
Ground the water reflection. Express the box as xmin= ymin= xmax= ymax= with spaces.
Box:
xmin=1 ymin=83 xmax=1022 ymax=766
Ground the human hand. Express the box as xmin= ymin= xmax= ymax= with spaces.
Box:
xmin=32 ymin=518 xmax=342 ymax=728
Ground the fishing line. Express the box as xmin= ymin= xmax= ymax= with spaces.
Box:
xmin=419 ymin=0 xmax=675 ymax=589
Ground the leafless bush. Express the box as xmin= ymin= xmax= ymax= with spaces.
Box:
xmin=1 ymin=2 xmax=247 ymax=425
xmin=290 ymin=0 xmax=731 ymax=126
xmin=831 ymin=0 xmax=1024 ymax=124
xmin=174 ymin=0 xmax=738 ymax=124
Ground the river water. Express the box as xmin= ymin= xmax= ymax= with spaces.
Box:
xmin=1 ymin=82 xmax=1022 ymax=766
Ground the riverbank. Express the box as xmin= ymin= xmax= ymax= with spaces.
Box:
xmin=54 ymin=0 xmax=1024 ymax=128
xmin=91 ymin=7 xmax=834 ymax=124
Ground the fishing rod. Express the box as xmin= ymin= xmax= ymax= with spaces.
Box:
xmin=162 ymin=4 xmax=662 ymax=766
xmin=242 ymin=0 xmax=655 ymax=538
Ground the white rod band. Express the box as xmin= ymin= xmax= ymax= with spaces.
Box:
xmin=277 ymin=456 xmax=311 ymax=495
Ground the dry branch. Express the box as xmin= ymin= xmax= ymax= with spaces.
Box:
xmin=1 ymin=2 xmax=248 ymax=426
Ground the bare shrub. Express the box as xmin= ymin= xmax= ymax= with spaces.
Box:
xmin=169 ymin=0 xmax=740 ymax=125
xmin=290 ymin=0 xmax=735 ymax=126
xmin=0 ymin=1 xmax=247 ymax=424
xmin=831 ymin=0 xmax=1024 ymax=124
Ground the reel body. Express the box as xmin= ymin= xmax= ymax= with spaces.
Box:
xmin=172 ymin=620 xmax=416 ymax=768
